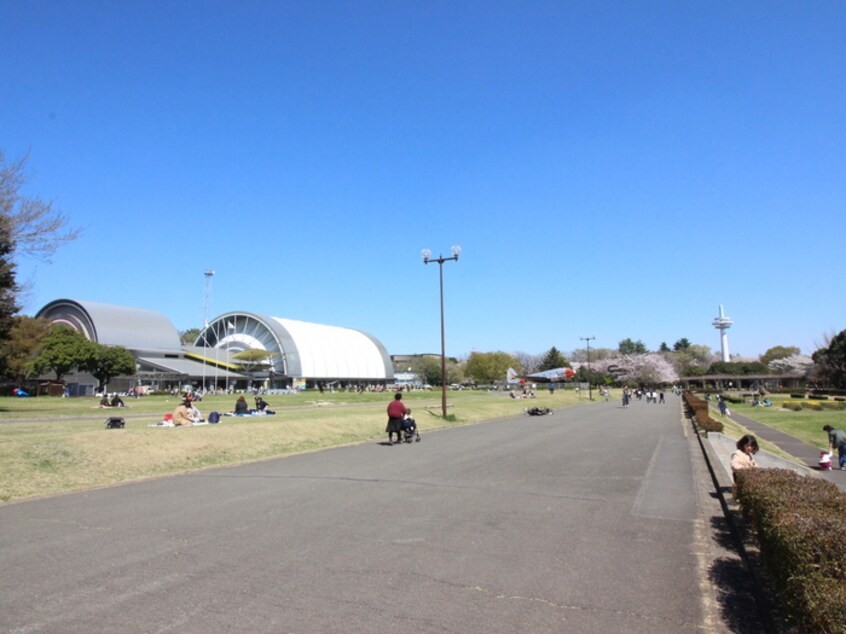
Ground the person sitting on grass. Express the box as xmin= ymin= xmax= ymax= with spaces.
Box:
xmin=234 ymin=395 xmax=249 ymax=415
xmin=173 ymin=399 xmax=196 ymax=427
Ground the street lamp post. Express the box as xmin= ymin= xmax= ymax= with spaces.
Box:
xmin=202 ymin=269 xmax=215 ymax=392
xmin=580 ymin=336 xmax=595 ymax=400
xmin=422 ymin=245 xmax=461 ymax=418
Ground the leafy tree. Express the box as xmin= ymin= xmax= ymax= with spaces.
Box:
xmin=759 ymin=346 xmax=801 ymax=367
xmin=0 ymin=316 xmax=52 ymax=384
xmin=707 ymin=361 xmax=768 ymax=376
xmin=0 ymin=212 xmax=18 ymax=345
xmin=673 ymin=338 xmax=691 ymax=351
xmin=231 ymin=349 xmax=275 ymax=374
xmin=671 ymin=344 xmax=716 ymax=377
xmin=84 ymin=345 xmax=136 ymax=392
xmin=659 ymin=342 xmax=670 ymax=352
xmin=537 ymin=346 xmax=569 ymax=372
xmin=410 ymin=355 xmax=442 ymax=386
xmin=464 ymin=351 xmax=520 ymax=385
xmin=618 ymin=338 xmax=647 ymax=355
xmin=28 ymin=326 xmax=97 ymax=382
xmin=180 ymin=328 xmax=202 ymax=345
xmin=812 ymin=330 xmax=846 ymax=389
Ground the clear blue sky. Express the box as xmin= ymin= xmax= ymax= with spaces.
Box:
xmin=3 ymin=2 xmax=844 ymax=360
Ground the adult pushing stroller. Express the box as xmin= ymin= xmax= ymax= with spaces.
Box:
xmin=401 ymin=410 xmax=420 ymax=443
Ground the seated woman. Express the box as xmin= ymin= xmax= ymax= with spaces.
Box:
xmin=110 ymin=394 xmax=126 ymax=408
xmin=99 ymin=394 xmax=110 ymax=407
xmin=173 ymin=399 xmax=196 ymax=427
xmin=234 ymin=395 xmax=249 ymax=415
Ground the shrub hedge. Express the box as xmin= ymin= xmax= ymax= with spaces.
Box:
xmin=682 ymin=391 xmax=724 ymax=433
xmin=735 ymin=469 xmax=846 ymax=633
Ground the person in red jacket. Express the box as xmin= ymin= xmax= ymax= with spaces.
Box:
xmin=386 ymin=392 xmax=408 ymax=445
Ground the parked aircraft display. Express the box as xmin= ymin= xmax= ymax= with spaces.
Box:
xmin=506 ymin=367 xmax=575 ymax=384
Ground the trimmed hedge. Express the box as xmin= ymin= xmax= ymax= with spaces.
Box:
xmin=682 ymin=391 xmax=724 ymax=433
xmin=735 ymin=469 xmax=846 ymax=633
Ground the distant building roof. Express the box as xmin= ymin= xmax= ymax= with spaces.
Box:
xmin=36 ymin=299 xmax=182 ymax=353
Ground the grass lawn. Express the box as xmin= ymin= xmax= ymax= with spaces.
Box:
xmin=708 ymin=394 xmax=845 ymax=460
xmin=0 ymin=388 xmax=591 ymax=503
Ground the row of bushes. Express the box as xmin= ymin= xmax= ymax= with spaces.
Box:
xmin=682 ymin=391 xmax=724 ymax=433
xmin=735 ymin=469 xmax=846 ymax=633
xmin=782 ymin=401 xmax=846 ymax=412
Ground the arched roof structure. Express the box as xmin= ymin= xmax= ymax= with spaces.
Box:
xmin=36 ymin=299 xmax=182 ymax=352
xmin=198 ymin=312 xmax=393 ymax=381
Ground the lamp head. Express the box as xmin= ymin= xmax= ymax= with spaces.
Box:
xmin=421 ymin=248 xmax=431 ymax=263
xmin=451 ymin=245 xmax=461 ymax=259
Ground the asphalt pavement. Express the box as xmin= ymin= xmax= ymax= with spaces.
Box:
xmin=1 ymin=394 xmax=763 ymax=633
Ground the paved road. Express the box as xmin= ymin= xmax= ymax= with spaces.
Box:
xmin=1 ymin=396 xmax=759 ymax=633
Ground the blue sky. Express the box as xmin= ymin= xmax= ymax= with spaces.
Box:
xmin=3 ymin=2 xmax=844 ymax=360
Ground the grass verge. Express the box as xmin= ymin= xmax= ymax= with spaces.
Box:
xmin=0 ymin=388 xmax=589 ymax=502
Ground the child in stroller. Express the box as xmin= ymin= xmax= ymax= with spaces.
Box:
xmin=401 ymin=409 xmax=420 ymax=443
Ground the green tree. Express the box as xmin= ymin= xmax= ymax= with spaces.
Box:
xmin=673 ymin=338 xmax=691 ymax=351
xmin=84 ymin=345 xmax=136 ymax=392
xmin=537 ymin=346 xmax=569 ymax=372
xmin=464 ymin=351 xmax=520 ymax=385
xmin=0 ymin=212 xmax=18 ymax=345
xmin=0 ymin=316 xmax=52 ymax=384
xmin=410 ymin=355 xmax=442 ymax=386
xmin=231 ymin=349 xmax=275 ymax=374
xmin=28 ymin=326 xmax=97 ymax=382
xmin=618 ymin=338 xmax=647 ymax=355
xmin=180 ymin=328 xmax=202 ymax=345
xmin=707 ymin=361 xmax=768 ymax=376
xmin=659 ymin=342 xmax=670 ymax=353
xmin=812 ymin=330 xmax=846 ymax=389
xmin=759 ymin=345 xmax=800 ymax=367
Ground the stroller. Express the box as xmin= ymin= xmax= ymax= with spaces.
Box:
xmin=401 ymin=410 xmax=420 ymax=443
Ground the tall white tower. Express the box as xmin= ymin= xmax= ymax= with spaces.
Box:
xmin=712 ymin=305 xmax=733 ymax=362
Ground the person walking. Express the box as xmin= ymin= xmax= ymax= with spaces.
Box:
xmin=823 ymin=425 xmax=846 ymax=470
xmin=386 ymin=392 xmax=408 ymax=445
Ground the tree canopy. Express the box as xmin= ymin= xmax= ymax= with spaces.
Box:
xmin=0 ymin=213 xmax=18 ymax=344
xmin=812 ymin=330 xmax=846 ymax=389
xmin=0 ymin=316 xmax=51 ymax=384
xmin=29 ymin=326 xmax=98 ymax=382
xmin=618 ymin=338 xmax=647 ymax=355
xmin=537 ymin=346 xmax=569 ymax=371
xmin=759 ymin=345 xmax=801 ymax=367
xmin=673 ymin=338 xmax=691 ymax=351
xmin=464 ymin=351 xmax=519 ymax=385
xmin=84 ymin=345 xmax=136 ymax=392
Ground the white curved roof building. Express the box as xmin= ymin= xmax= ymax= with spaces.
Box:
xmin=197 ymin=312 xmax=393 ymax=381
xmin=35 ymin=300 xmax=394 ymax=386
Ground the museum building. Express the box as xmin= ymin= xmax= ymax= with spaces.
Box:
xmin=35 ymin=299 xmax=394 ymax=395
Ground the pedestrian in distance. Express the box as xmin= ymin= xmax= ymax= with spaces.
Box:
xmin=823 ymin=425 xmax=846 ymax=470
